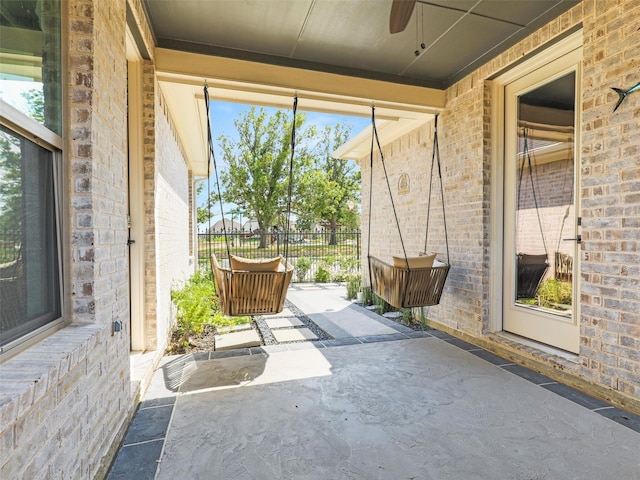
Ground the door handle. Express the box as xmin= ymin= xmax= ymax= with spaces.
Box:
xmin=562 ymin=235 xmax=581 ymax=243
xmin=127 ymin=239 xmax=136 ymax=245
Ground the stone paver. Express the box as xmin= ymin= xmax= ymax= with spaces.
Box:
xmin=271 ymin=327 xmax=318 ymax=343
xmin=217 ymin=323 xmax=252 ymax=334
xmin=265 ymin=317 xmax=304 ymax=329
xmin=285 ymin=285 xmax=401 ymax=338
xmin=276 ymin=307 xmax=295 ymax=317
xmin=214 ymin=329 xmax=261 ymax=350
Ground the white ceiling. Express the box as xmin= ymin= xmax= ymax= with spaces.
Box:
xmin=144 ymin=0 xmax=578 ymax=88
xmin=140 ymin=0 xmax=579 ymax=174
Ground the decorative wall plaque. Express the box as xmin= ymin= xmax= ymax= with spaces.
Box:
xmin=398 ymin=173 xmax=410 ymax=195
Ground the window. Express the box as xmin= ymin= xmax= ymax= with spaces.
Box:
xmin=0 ymin=0 xmax=62 ymax=134
xmin=0 ymin=0 xmax=63 ymax=352
xmin=0 ymin=125 xmax=62 ymax=347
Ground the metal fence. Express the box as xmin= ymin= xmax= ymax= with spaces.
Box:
xmin=198 ymin=228 xmax=361 ymax=283
xmin=0 ymin=229 xmax=20 ymax=264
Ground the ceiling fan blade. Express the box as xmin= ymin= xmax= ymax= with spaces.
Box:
xmin=389 ymin=0 xmax=417 ymax=34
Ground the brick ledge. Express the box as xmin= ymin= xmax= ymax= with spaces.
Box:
xmin=0 ymin=323 xmax=106 ymax=427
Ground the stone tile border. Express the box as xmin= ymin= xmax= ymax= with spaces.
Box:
xmin=107 ymin=399 xmax=176 ymax=480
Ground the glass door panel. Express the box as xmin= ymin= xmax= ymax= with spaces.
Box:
xmin=503 ymin=51 xmax=581 ymax=353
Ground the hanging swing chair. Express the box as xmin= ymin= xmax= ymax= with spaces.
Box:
xmin=516 ymin=126 xmax=549 ymax=299
xmin=367 ymin=108 xmax=450 ymax=309
xmin=204 ymin=84 xmax=294 ymax=316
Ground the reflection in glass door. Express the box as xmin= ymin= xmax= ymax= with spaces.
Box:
xmin=503 ymin=51 xmax=581 ymax=354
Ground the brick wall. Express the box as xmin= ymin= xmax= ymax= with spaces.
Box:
xmin=137 ymin=72 xmax=193 ymax=353
xmin=1 ymin=0 xmax=133 ymax=478
xmin=580 ymin=0 xmax=640 ymax=399
xmin=516 ymin=158 xmax=576 ymax=259
xmin=154 ymin=86 xmax=192 ymax=350
xmin=363 ymin=123 xmax=433 ymax=265
xmin=363 ymin=90 xmax=487 ymax=336
xmin=142 ymin=61 xmax=159 ymax=350
xmin=363 ymin=0 xmax=640 ymax=407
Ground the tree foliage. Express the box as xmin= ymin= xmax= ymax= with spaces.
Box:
xmin=302 ymin=124 xmax=361 ymax=243
xmin=21 ymin=89 xmax=45 ymax=123
xmin=201 ymin=106 xmax=362 ymax=247
xmin=0 ymin=134 xmax=22 ymax=233
xmin=217 ymin=107 xmax=315 ymax=247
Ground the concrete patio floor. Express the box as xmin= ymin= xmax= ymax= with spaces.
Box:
xmin=108 ymin=284 xmax=640 ymax=480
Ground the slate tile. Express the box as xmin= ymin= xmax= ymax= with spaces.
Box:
xmin=123 ymin=405 xmax=173 ymax=445
xmin=541 ymin=383 xmax=610 ymax=410
xmin=470 ymin=349 xmax=512 ymax=366
xmin=107 ymin=439 xmax=163 ymax=480
xmin=443 ymin=337 xmax=477 ymax=351
xmin=596 ymin=407 xmax=640 ymax=433
xmin=428 ymin=330 xmax=454 ymax=340
xmin=321 ymin=337 xmax=363 ymax=348
xmin=358 ymin=333 xmax=407 ymax=344
xmin=404 ymin=330 xmax=433 ymax=338
xmin=500 ymin=364 xmax=556 ymax=385
xmin=139 ymin=396 xmax=176 ymax=409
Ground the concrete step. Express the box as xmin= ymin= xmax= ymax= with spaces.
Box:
xmin=215 ymin=329 xmax=261 ymax=351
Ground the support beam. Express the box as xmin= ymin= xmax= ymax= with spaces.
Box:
xmin=155 ymin=48 xmax=445 ymax=112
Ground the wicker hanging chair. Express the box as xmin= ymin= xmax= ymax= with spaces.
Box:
xmin=210 ymin=253 xmax=293 ymax=316
xmin=203 ymin=86 xmax=297 ymax=316
xmin=368 ymin=256 xmax=450 ymax=309
xmin=516 ymin=253 xmax=548 ymax=299
xmin=515 ymin=127 xmax=549 ymax=299
xmin=366 ymin=110 xmax=450 ymax=309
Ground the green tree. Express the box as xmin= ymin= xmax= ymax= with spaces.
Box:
xmin=196 ymin=181 xmax=217 ymax=227
xmin=21 ymin=88 xmax=45 ymax=123
xmin=217 ymin=107 xmax=314 ymax=248
xmin=0 ymin=133 xmax=23 ymax=262
xmin=304 ymin=124 xmax=361 ymax=245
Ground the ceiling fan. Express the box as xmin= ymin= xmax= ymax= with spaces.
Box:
xmin=389 ymin=0 xmax=417 ymax=34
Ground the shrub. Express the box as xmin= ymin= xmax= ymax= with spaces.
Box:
xmin=373 ymin=293 xmax=394 ymax=314
xmin=295 ymin=257 xmax=312 ymax=282
xmin=170 ymin=270 xmax=247 ymax=338
xmin=346 ymin=274 xmax=362 ymax=299
xmin=339 ymin=256 xmax=360 ymax=275
xmin=359 ymin=284 xmax=393 ymax=313
xmin=332 ymin=270 xmax=349 ymax=282
xmin=315 ymin=264 xmax=331 ymax=283
xmin=536 ymin=279 xmax=572 ymax=309
xmin=361 ymin=285 xmax=375 ymax=306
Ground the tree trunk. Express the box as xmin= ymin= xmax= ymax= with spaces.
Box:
xmin=328 ymin=217 xmax=338 ymax=246
xmin=257 ymin=220 xmax=276 ymax=249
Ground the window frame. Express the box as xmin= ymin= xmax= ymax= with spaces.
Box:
xmin=0 ymin=102 xmax=67 ymax=358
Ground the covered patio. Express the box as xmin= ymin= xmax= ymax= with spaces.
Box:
xmin=3 ymin=1 xmax=639 ymax=478
xmin=107 ymin=285 xmax=640 ymax=479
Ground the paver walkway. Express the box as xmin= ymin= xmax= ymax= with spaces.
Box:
xmin=107 ymin=284 xmax=640 ymax=480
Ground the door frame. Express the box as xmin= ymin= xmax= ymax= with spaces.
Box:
xmin=126 ymin=27 xmax=146 ymax=352
xmin=489 ymin=30 xmax=582 ymax=347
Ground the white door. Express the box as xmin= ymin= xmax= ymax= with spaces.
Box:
xmin=502 ymin=48 xmax=581 ymax=354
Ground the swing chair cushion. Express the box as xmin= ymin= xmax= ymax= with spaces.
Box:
xmin=392 ymin=253 xmax=435 ymax=269
xmin=229 ymin=254 xmax=283 ymax=272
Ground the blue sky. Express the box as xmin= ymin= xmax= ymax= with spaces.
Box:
xmin=200 ymin=100 xmax=370 ymax=231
